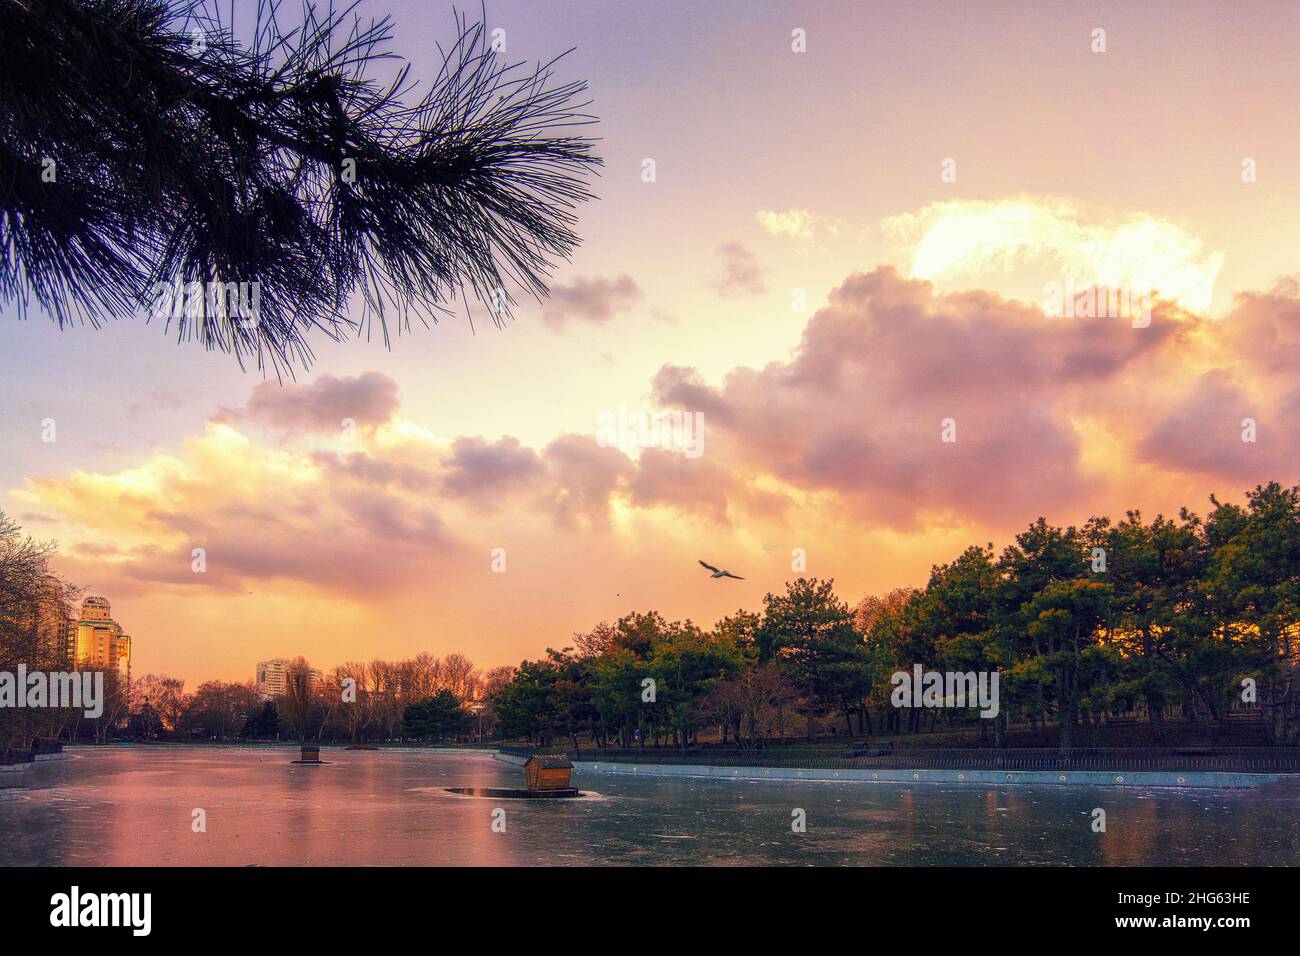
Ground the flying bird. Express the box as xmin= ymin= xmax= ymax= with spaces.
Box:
xmin=699 ymin=560 xmax=744 ymax=580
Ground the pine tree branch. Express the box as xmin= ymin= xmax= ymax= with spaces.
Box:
xmin=0 ymin=0 xmax=601 ymax=375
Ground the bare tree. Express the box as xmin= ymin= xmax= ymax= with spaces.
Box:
xmin=332 ymin=661 xmax=371 ymax=743
xmin=89 ymin=672 xmax=133 ymax=744
xmin=277 ymin=657 xmax=318 ymax=743
xmin=367 ymin=658 xmax=403 ymax=741
xmin=181 ymin=680 xmax=261 ymax=740
xmin=402 ymin=653 xmax=441 ymax=701
xmin=135 ymin=674 xmax=189 ymax=735
xmin=0 ymin=512 xmax=80 ymax=758
xmin=700 ymin=664 xmax=800 ymax=749
xmin=439 ymin=652 xmax=479 ymax=703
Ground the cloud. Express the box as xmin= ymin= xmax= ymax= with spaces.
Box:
xmin=15 ymin=423 xmax=460 ymax=598
xmin=654 ymin=266 xmax=1193 ymax=528
xmin=541 ymin=274 xmax=642 ymax=329
xmin=712 ymin=242 xmax=766 ymax=297
xmin=755 ymin=208 xmax=842 ymax=241
xmin=1136 ymin=371 xmax=1278 ymax=480
xmin=309 ymin=449 xmax=438 ymax=493
xmin=651 ymin=365 xmax=739 ymax=428
xmin=628 ymin=449 xmax=732 ymax=523
xmin=440 ymin=436 xmax=544 ymax=508
xmin=216 ymin=372 xmax=400 ymax=435
xmin=309 ymin=432 xmax=640 ymax=530
xmin=539 ymin=434 xmax=633 ymax=530
xmin=1219 ymin=278 xmax=1300 ymax=379
xmin=884 ymin=197 xmax=1222 ymax=312
xmin=1132 ymin=279 xmax=1300 ymax=484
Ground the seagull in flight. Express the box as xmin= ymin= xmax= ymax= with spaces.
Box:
xmin=699 ymin=560 xmax=744 ymax=580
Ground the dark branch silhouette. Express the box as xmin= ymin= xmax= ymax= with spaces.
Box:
xmin=0 ymin=0 xmax=601 ymax=373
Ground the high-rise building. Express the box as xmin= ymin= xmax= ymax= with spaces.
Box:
xmin=255 ymin=658 xmax=289 ymax=698
xmin=33 ymin=580 xmax=77 ymax=664
xmin=256 ymin=658 xmax=321 ymax=699
xmin=66 ymin=596 xmax=132 ymax=684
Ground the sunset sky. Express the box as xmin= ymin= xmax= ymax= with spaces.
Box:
xmin=2 ymin=0 xmax=1299 ymax=684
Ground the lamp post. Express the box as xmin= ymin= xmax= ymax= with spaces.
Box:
xmin=469 ymin=701 xmax=484 ymax=743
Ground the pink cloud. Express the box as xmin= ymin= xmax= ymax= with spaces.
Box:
xmin=542 ymin=274 xmax=642 ymax=329
xmin=215 ymin=372 xmax=400 ymax=434
xmin=653 ymin=267 xmax=1191 ymax=528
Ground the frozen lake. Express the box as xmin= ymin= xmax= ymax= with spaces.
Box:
xmin=2 ymin=746 xmax=1297 ymax=866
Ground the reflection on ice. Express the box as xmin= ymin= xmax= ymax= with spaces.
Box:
xmin=1 ymin=747 xmax=1296 ymax=866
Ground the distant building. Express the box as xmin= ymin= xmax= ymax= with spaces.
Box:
xmin=256 ymin=658 xmax=322 ymax=699
xmin=255 ymin=659 xmax=289 ymax=698
xmin=34 ymin=581 xmax=77 ymax=663
xmin=65 ymin=596 xmax=132 ymax=685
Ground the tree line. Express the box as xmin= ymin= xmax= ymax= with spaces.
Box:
xmin=492 ymin=482 xmax=1300 ymax=751
xmin=106 ymin=654 xmax=511 ymax=745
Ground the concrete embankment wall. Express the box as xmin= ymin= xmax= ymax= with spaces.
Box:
xmin=570 ymin=760 xmax=1277 ymax=790
xmin=0 ymin=765 xmax=25 ymax=789
xmin=494 ymin=752 xmax=529 ymax=766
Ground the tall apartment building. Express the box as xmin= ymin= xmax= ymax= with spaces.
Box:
xmin=34 ymin=583 xmax=77 ymax=664
xmin=256 ymin=658 xmax=322 ymax=699
xmin=65 ymin=595 xmax=132 ymax=684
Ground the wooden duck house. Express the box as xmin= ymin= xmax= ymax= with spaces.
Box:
xmin=524 ymin=754 xmax=573 ymax=791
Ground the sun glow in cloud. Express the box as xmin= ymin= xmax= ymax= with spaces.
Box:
xmin=884 ymin=197 xmax=1223 ymax=313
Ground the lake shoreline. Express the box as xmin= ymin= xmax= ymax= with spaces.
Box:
xmin=493 ymin=753 xmax=1284 ymax=789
